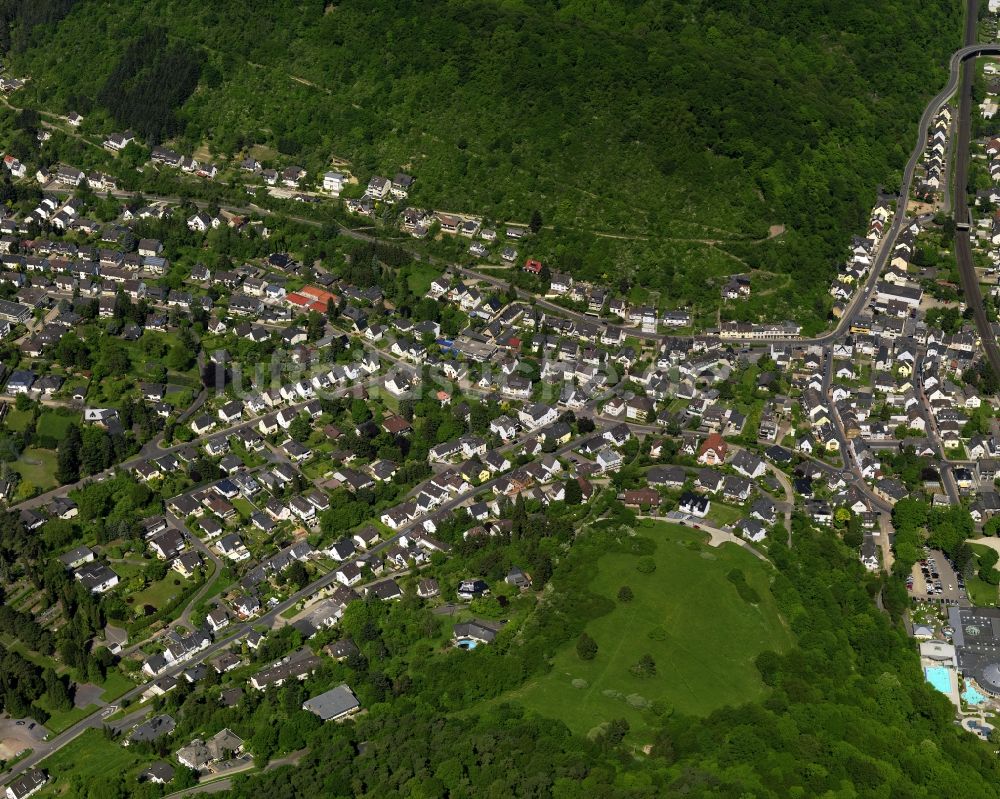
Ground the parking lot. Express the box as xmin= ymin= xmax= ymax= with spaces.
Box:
xmin=0 ymin=717 xmax=46 ymax=759
xmin=907 ymin=548 xmax=968 ymax=606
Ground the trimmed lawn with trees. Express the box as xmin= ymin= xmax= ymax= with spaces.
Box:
xmin=13 ymin=448 xmax=59 ymax=494
xmin=502 ymin=521 xmax=790 ymax=739
xmin=129 ymin=573 xmax=194 ymax=615
xmin=4 ymin=408 xmax=33 ymax=433
xmin=36 ymin=412 xmax=76 ymax=441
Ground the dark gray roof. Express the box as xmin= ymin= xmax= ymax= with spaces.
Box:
xmin=129 ymin=714 xmax=175 ymax=744
xmin=453 ymin=618 xmax=504 ymax=643
xmin=7 ymin=769 xmax=47 ymax=799
xmin=302 ymin=683 xmax=360 ymax=721
xmin=141 ymin=761 xmax=175 ymax=783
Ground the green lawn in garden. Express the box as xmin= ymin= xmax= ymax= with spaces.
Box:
xmin=130 ymin=574 xmax=192 ymax=612
xmin=705 ymin=501 xmax=746 ymax=528
xmin=13 ymin=448 xmax=58 ymax=492
xmin=406 ymin=262 xmax=443 ymax=296
xmin=4 ymin=408 xmax=33 ymax=432
xmin=36 ymin=412 xmax=76 ymax=440
xmin=98 ymin=671 xmax=136 ymax=702
xmin=232 ymin=497 xmax=257 ymax=519
xmin=968 ymin=544 xmax=999 ymax=606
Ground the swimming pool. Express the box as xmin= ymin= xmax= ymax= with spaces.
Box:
xmin=963 ymin=683 xmax=987 ymax=705
xmin=455 ymin=638 xmax=478 ymax=650
xmin=925 ymin=666 xmax=952 ymax=695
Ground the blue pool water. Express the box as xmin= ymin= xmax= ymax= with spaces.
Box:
xmin=456 ymin=638 xmax=478 ymax=650
xmin=925 ymin=666 xmax=952 ymax=695
xmin=963 ymin=684 xmax=987 ymax=705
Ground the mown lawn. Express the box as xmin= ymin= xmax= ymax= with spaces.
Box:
xmin=968 ymin=544 xmax=998 ymax=606
xmin=36 ymin=412 xmax=76 ymax=440
xmin=706 ymin=501 xmax=746 ymax=528
xmin=504 ymin=522 xmax=790 ymax=740
xmin=98 ymin=671 xmax=136 ymax=702
xmin=4 ymin=408 xmax=33 ymax=432
xmin=302 ymin=456 xmax=336 ymax=480
xmin=232 ymin=497 xmax=256 ymax=519
xmin=666 ymin=398 xmax=689 ymax=415
xmin=406 ymin=262 xmax=442 ymax=296
xmin=965 ymin=575 xmax=996 ymax=606
xmin=13 ymin=448 xmax=59 ymax=493
xmin=130 ymin=574 xmax=192 ymax=612
xmin=41 ymin=703 xmax=97 ymax=735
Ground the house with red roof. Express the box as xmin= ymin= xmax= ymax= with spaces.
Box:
xmin=697 ymin=433 xmax=728 ymax=466
xmin=382 ymin=414 xmax=412 ymax=435
xmin=286 ymin=285 xmax=339 ymax=313
xmin=523 ymin=258 xmax=543 ymax=274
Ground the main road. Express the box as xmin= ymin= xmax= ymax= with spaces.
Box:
xmin=952 ymin=2 xmax=1000 ymax=378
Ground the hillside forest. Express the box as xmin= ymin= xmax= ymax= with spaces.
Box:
xmin=0 ymin=0 xmax=965 ymax=330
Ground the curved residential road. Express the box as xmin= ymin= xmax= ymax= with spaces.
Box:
xmin=638 ymin=515 xmax=767 ymax=561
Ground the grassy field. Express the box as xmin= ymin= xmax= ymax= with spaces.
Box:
xmin=666 ymin=398 xmax=690 ymax=415
xmin=130 ymin=574 xmax=192 ymax=612
xmin=4 ymin=408 xmax=33 ymax=432
xmin=968 ymin=544 xmax=998 ymax=606
xmin=706 ymin=501 xmax=746 ymax=528
xmin=232 ymin=497 xmax=257 ymax=519
xmin=13 ymin=448 xmax=59 ymax=493
xmin=967 ymin=576 xmax=997 ymax=606
xmin=98 ymin=671 xmax=136 ymax=702
xmin=36 ymin=412 xmax=76 ymax=440
xmin=503 ymin=522 xmax=790 ymax=740
xmin=405 ymin=262 xmax=442 ymax=296
xmin=35 ymin=728 xmax=143 ymax=796
xmin=42 ymin=703 xmax=97 ymax=735
xmin=302 ymin=456 xmax=336 ymax=480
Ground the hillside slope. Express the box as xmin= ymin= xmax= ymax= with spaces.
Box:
xmin=3 ymin=0 xmax=963 ymax=325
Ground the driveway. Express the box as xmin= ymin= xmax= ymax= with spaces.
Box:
xmin=640 ymin=513 xmax=768 ymax=561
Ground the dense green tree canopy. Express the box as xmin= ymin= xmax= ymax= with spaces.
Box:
xmin=3 ymin=0 xmax=963 ymax=327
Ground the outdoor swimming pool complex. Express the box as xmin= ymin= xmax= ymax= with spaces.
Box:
xmin=963 ymin=683 xmax=987 ymax=705
xmin=925 ymin=666 xmax=952 ymax=695
xmin=455 ymin=638 xmax=478 ymax=650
